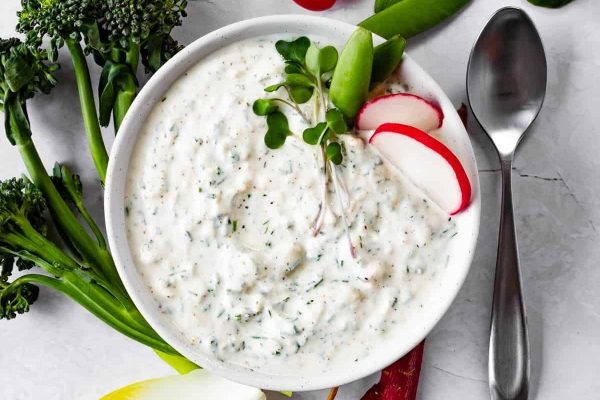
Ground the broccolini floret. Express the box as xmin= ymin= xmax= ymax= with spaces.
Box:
xmin=0 ymin=178 xmax=44 ymax=320
xmin=92 ymin=0 xmax=187 ymax=129
xmin=0 ymin=176 xmax=176 ymax=355
xmin=97 ymin=0 xmax=187 ymax=72
xmin=17 ymin=0 xmax=188 ymax=155
xmin=17 ymin=0 xmax=110 ymax=182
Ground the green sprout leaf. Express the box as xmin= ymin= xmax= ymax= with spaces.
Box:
xmin=305 ymin=45 xmax=320 ymax=77
xmin=303 ymin=122 xmax=328 ymax=145
xmin=275 ymin=37 xmax=311 ymax=64
xmin=264 ymin=111 xmax=292 ymax=149
xmin=253 ymin=99 xmax=279 ymax=116
xmin=264 ymin=74 xmax=314 ymax=103
xmin=306 ymin=45 xmax=339 ymax=77
xmin=326 ymin=141 xmax=343 ymax=165
xmin=289 ymin=86 xmax=313 ymax=104
xmin=285 ymin=73 xmax=315 ymax=88
xmin=319 ymin=46 xmax=339 ymax=73
xmin=325 ymin=109 xmax=348 ymax=134
xmin=284 ymin=62 xmax=303 ymax=74
xmin=264 ymin=82 xmax=286 ymax=92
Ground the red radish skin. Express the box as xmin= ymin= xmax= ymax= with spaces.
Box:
xmin=370 ymin=123 xmax=472 ymax=214
xmin=292 ymin=0 xmax=336 ymax=11
xmin=356 ymin=93 xmax=444 ymax=132
xmin=361 ymin=341 xmax=425 ymax=400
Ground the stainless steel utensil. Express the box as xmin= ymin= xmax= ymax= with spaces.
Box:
xmin=466 ymin=7 xmax=547 ymax=400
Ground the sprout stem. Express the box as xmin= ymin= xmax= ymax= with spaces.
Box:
xmin=274 ymin=98 xmax=310 ymax=124
xmin=331 ymin=162 xmax=356 ymax=258
xmin=311 ymin=145 xmax=330 ymax=236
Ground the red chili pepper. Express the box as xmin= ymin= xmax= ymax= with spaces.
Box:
xmin=292 ymin=0 xmax=337 ymax=11
xmin=361 ymin=341 xmax=425 ymax=400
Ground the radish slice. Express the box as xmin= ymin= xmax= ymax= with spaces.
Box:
xmin=292 ymin=0 xmax=336 ymax=11
xmin=369 ymin=123 xmax=471 ymax=215
xmin=356 ymin=93 xmax=444 ymax=132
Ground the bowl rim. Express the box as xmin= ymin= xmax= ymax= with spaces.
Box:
xmin=105 ymin=14 xmax=481 ymax=392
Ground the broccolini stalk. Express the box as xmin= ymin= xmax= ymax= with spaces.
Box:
xmin=0 ymin=38 xmax=198 ymax=372
xmin=18 ymin=0 xmax=188 ymax=154
xmin=18 ymin=0 xmax=110 ymax=183
xmin=52 ymin=163 xmax=107 ymax=249
xmin=0 ymin=38 xmax=123 ymax=292
xmin=0 ymin=178 xmax=176 ymax=354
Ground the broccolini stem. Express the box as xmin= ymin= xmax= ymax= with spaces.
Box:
xmin=13 ymin=118 xmax=124 ymax=293
xmin=65 ymin=39 xmax=109 ymax=183
xmin=155 ymin=350 xmax=200 ymax=374
xmin=113 ymin=76 xmax=137 ymax=132
xmin=126 ymin=42 xmax=141 ymax=73
xmin=9 ymin=272 xmax=178 ymax=355
xmin=72 ymin=197 xmax=107 ymax=249
xmin=0 ymin=246 xmax=110 ymax=295
xmin=11 ymin=216 xmax=81 ymax=270
xmin=61 ymin=270 xmax=177 ymax=354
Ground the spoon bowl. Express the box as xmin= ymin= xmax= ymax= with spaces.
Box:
xmin=467 ymin=7 xmax=547 ymax=155
xmin=467 ymin=7 xmax=547 ymax=400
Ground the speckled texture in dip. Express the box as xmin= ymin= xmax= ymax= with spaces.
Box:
xmin=125 ymin=36 xmax=457 ymax=375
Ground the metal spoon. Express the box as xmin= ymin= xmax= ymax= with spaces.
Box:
xmin=466 ymin=7 xmax=547 ymax=400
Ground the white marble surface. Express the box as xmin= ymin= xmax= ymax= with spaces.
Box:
xmin=1 ymin=0 xmax=599 ymax=399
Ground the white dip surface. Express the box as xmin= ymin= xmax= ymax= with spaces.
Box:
xmin=125 ymin=35 xmax=457 ymax=375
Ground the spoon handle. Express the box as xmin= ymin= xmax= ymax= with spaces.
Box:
xmin=489 ymin=159 xmax=530 ymax=400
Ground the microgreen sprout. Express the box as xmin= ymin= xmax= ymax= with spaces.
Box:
xmin=252 ymin=36 xmax=356 ymax=257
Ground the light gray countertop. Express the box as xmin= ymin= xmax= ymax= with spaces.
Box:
xmin=1 ymin=0 xmax=599 ymax=399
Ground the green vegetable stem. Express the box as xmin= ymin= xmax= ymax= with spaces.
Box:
xmin=329 ymin=27 xmax=374 ymax=120
xmin=17 ymin=0 xmax=188 ymax=181
xmin=0 ymin=37 xmax=196 ymax=372
xmin=18 ymin=0 xmax=110 ymax=183
xmin=360 ymin=0 xmax=471 ymax=39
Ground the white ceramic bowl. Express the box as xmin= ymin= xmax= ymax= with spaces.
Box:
xmin=105 ymin=15 xmax=481 ymax=392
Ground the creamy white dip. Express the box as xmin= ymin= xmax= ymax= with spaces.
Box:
xmin=125 ymin=36 xmax=457 ymax=374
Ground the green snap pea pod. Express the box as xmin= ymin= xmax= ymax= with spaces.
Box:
xmin=527 ymin=0 xmax=573 ymax=8
xmin=329 ymin=27 xmax=374 ymax=120
xmin=374 ymin=0 xmax=403 ymax=13
xmin=371 ymin=35 xmax=406 ymax=85
xmin=359 ymin=0 xmax=471 ymax=39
